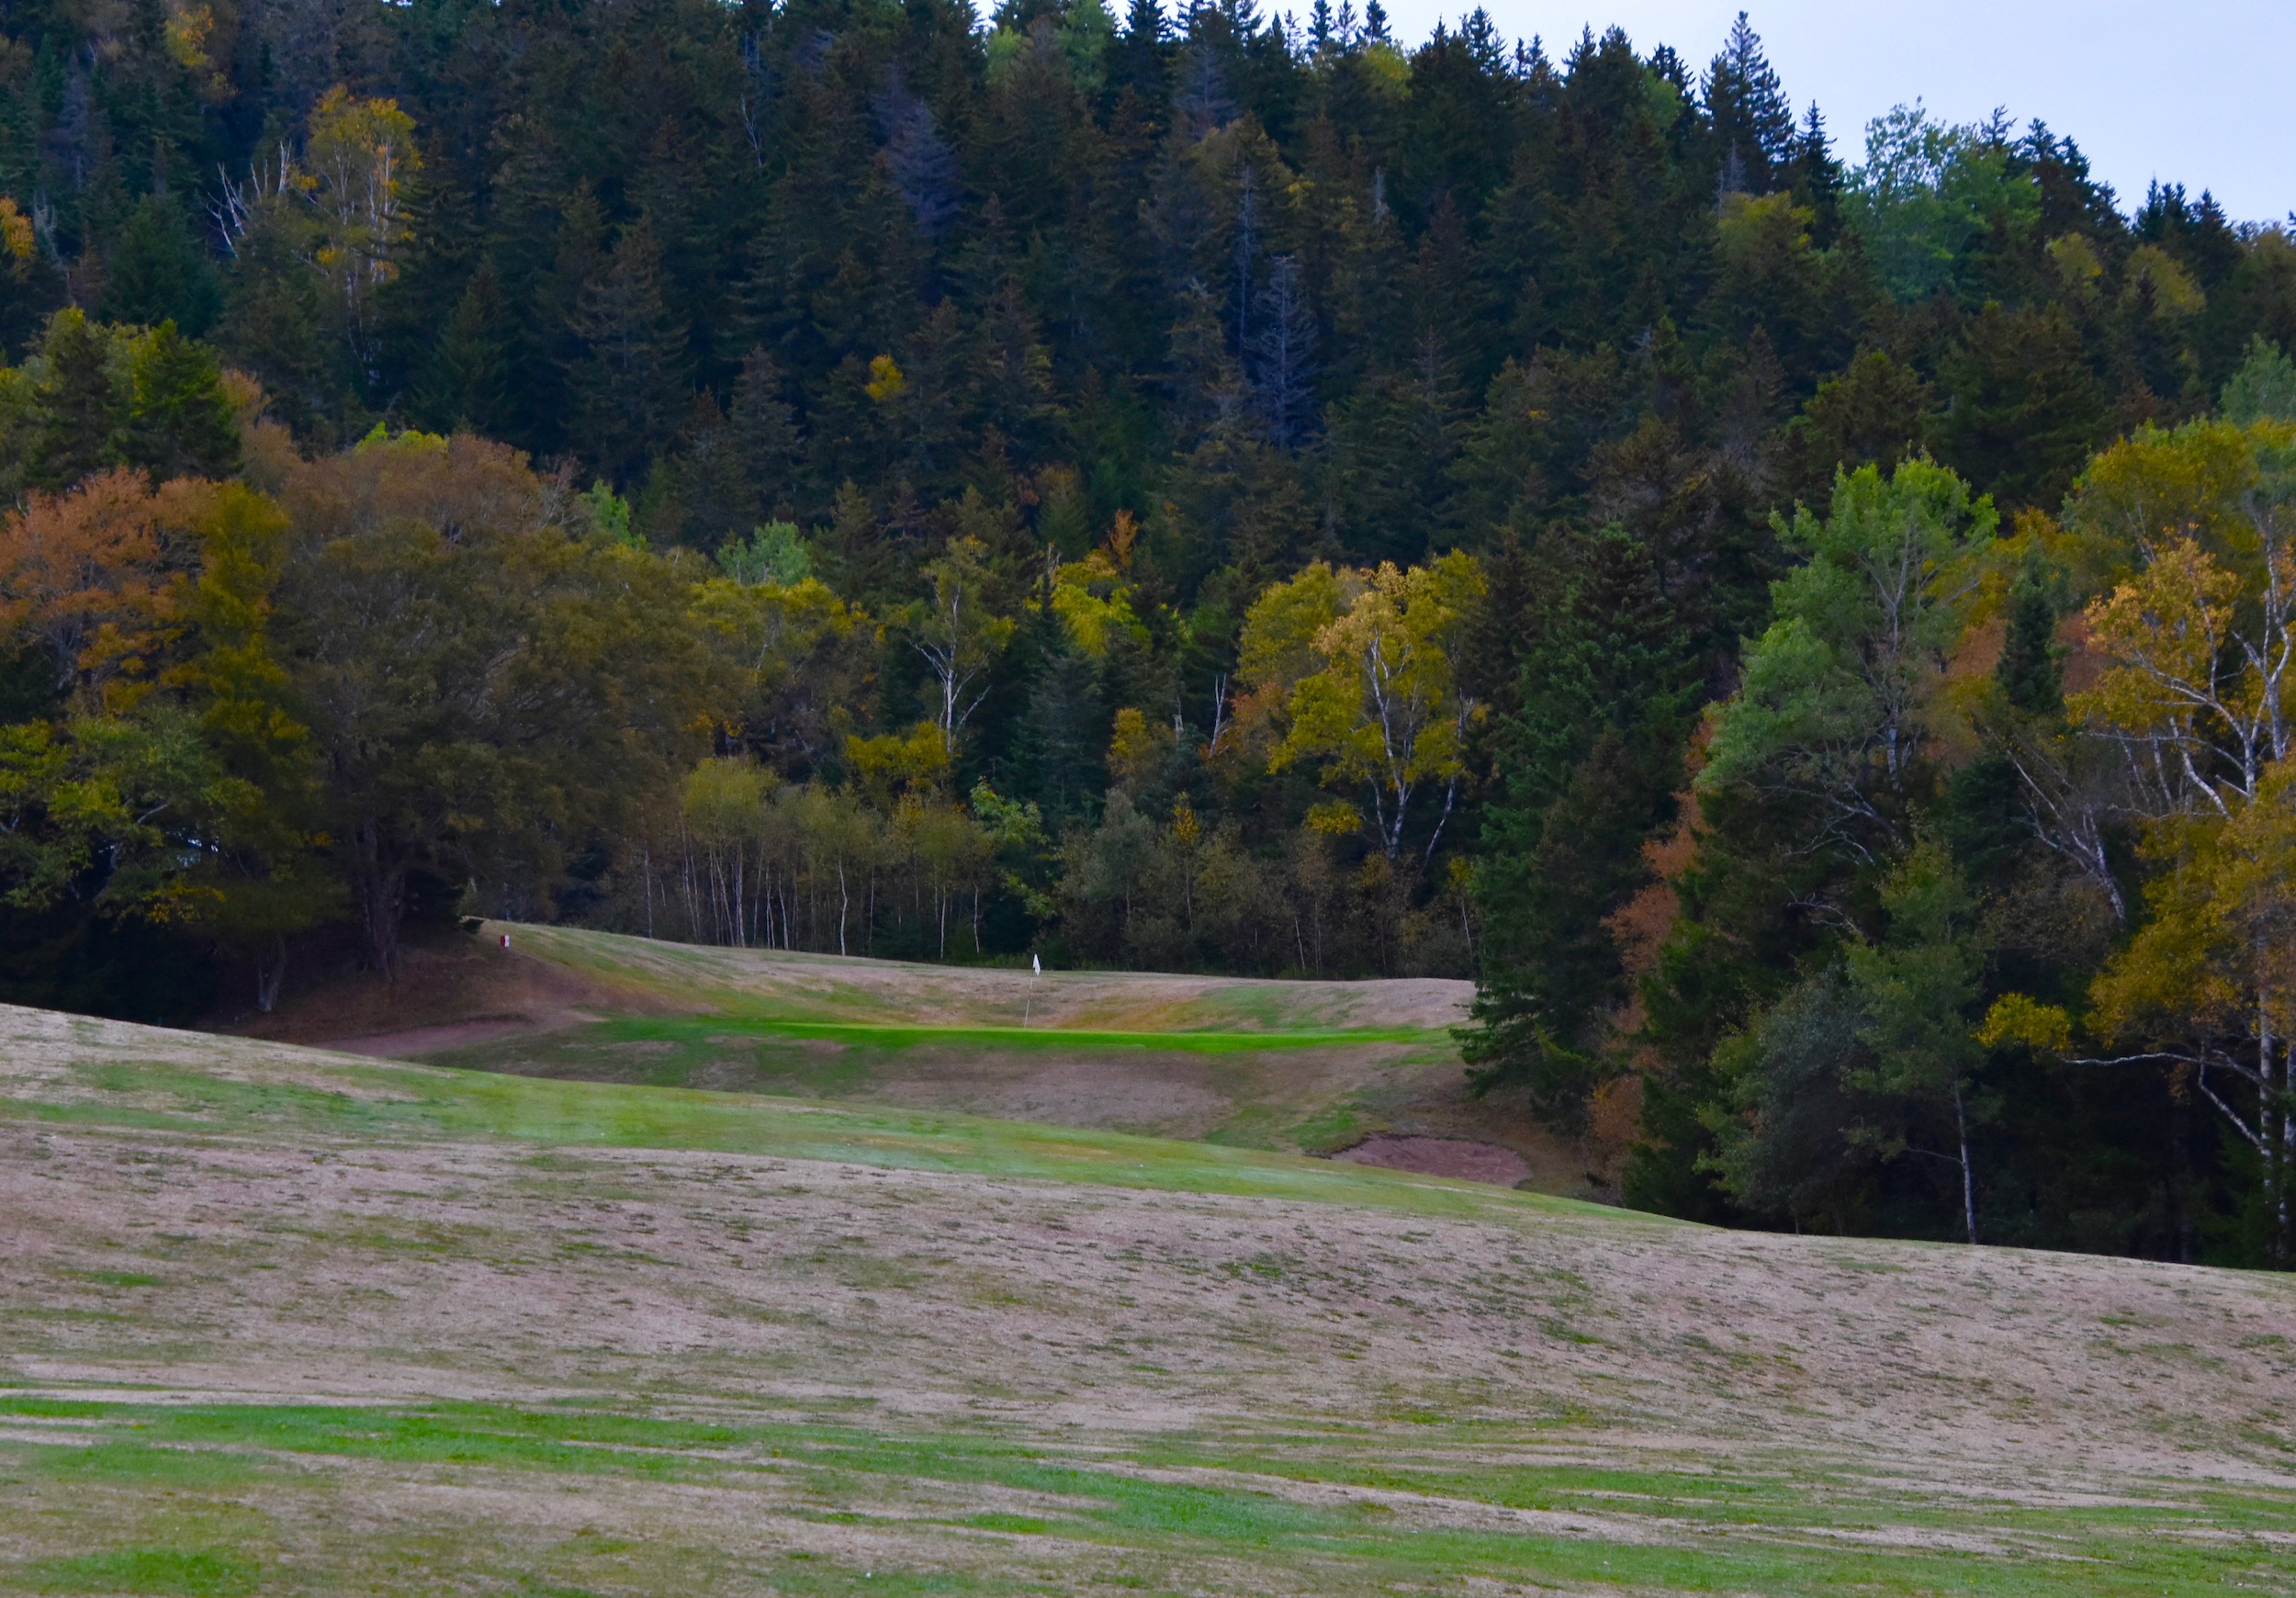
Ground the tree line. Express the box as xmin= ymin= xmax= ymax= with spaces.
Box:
xmin=7 ymin=0 xmax=2296 ymax=1264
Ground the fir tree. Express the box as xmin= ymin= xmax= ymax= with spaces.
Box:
xmin=30 ymin=309 xmax=127 ymax=490
xmin=1251 ymin=253 xmax=1318 ymax=451
xmin=726 ymin=347 xmax=808 ymax=519
xmin=565 ymin=216 xmax=690 ymax=486
xmin=99 ymin=195 xmax=222 ymax=337
xmin=417 ymin=263 xmax=513 ymax=435
xmin=1705 ymin=12 xmax=1796 ymax=194
xmin=125 ymin=321 xmax=241 ymax=480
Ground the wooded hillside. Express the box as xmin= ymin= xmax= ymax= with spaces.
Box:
xmin=6 ymin=0 xmax=2296 ymax=1264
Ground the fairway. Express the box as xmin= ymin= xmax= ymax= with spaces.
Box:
xmin=241 ymin=923 xmax=1593 ymax=1188
xmin=4 ymin=1003 xmax=2294 ymax=1594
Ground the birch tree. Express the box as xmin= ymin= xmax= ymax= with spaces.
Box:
xmin=302 ymin=88 xmax=419 ymax=379
xmin=1983 ymin=417 xmax=2296 ymax=1260
xmin=1255 ymin=551 xmax=1484 ymax=861
xmin=1701 ymin=458 xmax=1996 ymax=864
xmin=908 ymin=535 xmax=1014 ymax=757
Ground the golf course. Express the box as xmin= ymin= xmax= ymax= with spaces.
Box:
xmin=2 ymin=931 xmax=2292 ymax=1594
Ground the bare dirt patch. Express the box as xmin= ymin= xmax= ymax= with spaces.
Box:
xmin=1334 ymin=1133 xmax=1531 ymax=1187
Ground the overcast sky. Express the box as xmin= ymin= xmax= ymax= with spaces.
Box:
xmin=1357 ymin=1 xmax=2296 ymax=223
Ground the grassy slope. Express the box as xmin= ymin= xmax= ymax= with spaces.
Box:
xmin=252 ymin=923 xmax=1568 ymax=1178
xmin=5 ymin=1003 xmax=2295 ymax=1595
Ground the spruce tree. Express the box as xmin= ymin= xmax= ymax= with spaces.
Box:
xmin=99 ymin=195 xmax=223 ymax=337
xmin=1705 ymin=12 xmax=1796 ymax=194
xmin=418 ymin=263 xmax=513 ymax=435
xmin=30 ymin=309 xmax=128 ymax=489
xmin=564 ymin=216 xmax=690 ymax=485
xmin=126 ymin=321 xmax=242 ymax=480
xmin=726 ymin=347 xmax=807 ymax=520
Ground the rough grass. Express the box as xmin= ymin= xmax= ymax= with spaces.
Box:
xmin=264 ymin=921 xmax=1548 ymax=1172
xmin=3 ymin=1002 xmax=2294 ymax=1595
xmin=491 ymin=922 xmax=1478 ymax=1033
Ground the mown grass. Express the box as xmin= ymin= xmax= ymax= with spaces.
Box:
xmin=2 ymin=1049 xmax=1615 ymax=1227
xmin=501 ymin=921 xmax=1449 ymax=1035
xmin=595 ymin=1014 xmax=1436 ymax=1053
xmin=3 ymin=1398 xmax=2290 ymax=1596
xmin=426 ymin=1006 xmax=1464 ymax=1158
xmin=6 ymin=1009 xmax=2294 ymax=1594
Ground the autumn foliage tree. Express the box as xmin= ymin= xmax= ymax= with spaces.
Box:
xmin=1243 ymin=552 xmax=1485 ymax=861
xmin=1984 ymin=415 xmax=2296 ymax=1259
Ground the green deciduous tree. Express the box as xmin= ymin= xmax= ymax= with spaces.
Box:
xmin=1702 ymin=458 xmax=1997 ymax=864
xmin=280 ymin=429 xmax=712 ymax=974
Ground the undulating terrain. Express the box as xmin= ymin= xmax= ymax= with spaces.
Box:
xmin=3 ymin=996 xmax=2293 ymax=1594
xmin=233 ymin=922 xmax=1606 ymax=1195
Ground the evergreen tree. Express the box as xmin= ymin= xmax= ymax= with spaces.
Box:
xmin=99 ymin=195 xmax=223 ymax=337
xmin=125 ymin=322 xmax=241 ymax=481
xmin=30 ymin=309 xmax=128 ymax=490
xmin=1705 ymin=12 xmax=1796 ymax=194
xmin=1251 ymin=253 xmax=1318 ymax=451
xmin=565 ymin=216 xmax=691 ymax=486
xmin=417 ymin=263 xmax=513 ymax=435
xmin=1464 ymin=529 xmax=1697 ymax=1125
xmin=726 ymin=347 xmax=808 ymax=519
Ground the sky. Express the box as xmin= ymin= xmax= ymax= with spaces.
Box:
xmin=1364 ymin=1 xmax=2296 ymax=224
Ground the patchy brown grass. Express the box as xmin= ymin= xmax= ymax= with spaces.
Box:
xmin=219 ymin=922 xmax=1616 ymax=1196
xmin=2 ymin=1010 xmax=2294 ymax=1592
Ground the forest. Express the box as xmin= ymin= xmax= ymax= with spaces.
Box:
xmin=6 ymin=0 xmax=2296 ymax=1265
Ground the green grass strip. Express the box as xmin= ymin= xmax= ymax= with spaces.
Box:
xmin=600 ymin=1014 xmax=1439 ymax=1053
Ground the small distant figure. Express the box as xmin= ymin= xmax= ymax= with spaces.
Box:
xmin=1031 ymin=951 xmax=1041 ymax=975
xmin=500 ymin=932 xmax=512 ymax=951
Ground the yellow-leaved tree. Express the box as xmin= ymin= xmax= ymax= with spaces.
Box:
xmin=1238 ymin=551 xmax=1484 ymax=861
xmin=303 ymin=86 xmax=419 ymax=376
xmin=1983 ymin=417 xmax=2296 ymax=1258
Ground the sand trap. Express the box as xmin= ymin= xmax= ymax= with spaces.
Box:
xmin=1333 ymin=1134 xmax=1530 ymax=1187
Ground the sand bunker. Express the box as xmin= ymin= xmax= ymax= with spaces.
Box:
xmin=1333 ymin=1133 xmax=1530 ymax=1187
